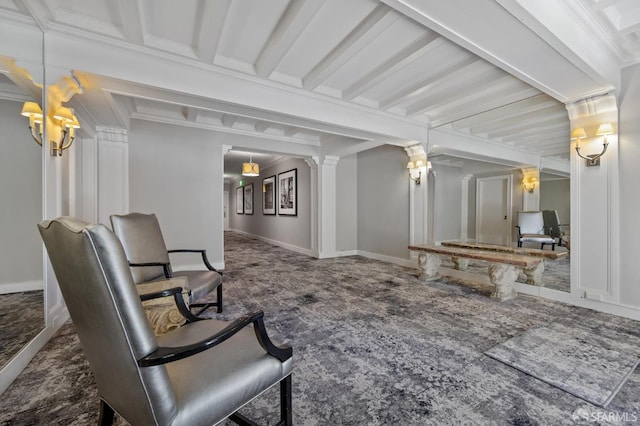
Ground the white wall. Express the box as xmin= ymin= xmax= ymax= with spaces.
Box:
xmin=229 ymin=157 xmax=312 ymax=252
xmin=618 ymin=64 xmax=640 ymax=306
xmin=0 ymin=99 xmax=43 ymax=290
xmin=357 ymin=145 xmax=409 ymax=259
xmin=128 ymin=120 xmax=224 ymax=268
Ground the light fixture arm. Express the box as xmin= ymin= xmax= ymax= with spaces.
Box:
xmin=28 ymin=123 xmax=43 ymax=146
xmin=575 ymin=136 xmax=609 ymax=167
xmin=408 ymin=169 xmax=422 ymax=185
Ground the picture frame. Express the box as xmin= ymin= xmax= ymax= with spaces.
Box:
xmin=244 ymin=183 xmax=254 ymax=215
xmin=277 ymin=168 xmax=297 ymax=216
xmin=236 ymin=186 xmax=244 ymax=214
xmin=262 ymin=175 xmax=276 ymax=215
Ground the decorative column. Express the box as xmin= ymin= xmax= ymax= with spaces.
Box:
xmin=96 ymin=126 xmax=129 ymax=226
xmin=566 ymin=94 xmax=619 ymax=303
xmin=460 ymin=174 xmax=473 ymax=241
xmin=305 ymin=157 xmax=319 ymax=257
xmin=317 ymin=156 xmax=339 ymax=258
xmin=404 ymin=142 xmax=429 ymax=247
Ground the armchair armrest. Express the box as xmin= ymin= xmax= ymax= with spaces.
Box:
xmin=167 ymin=249 xmax=222 ymax=274
xmin=138 ymin=286 xmax=202 ymax=324
xmin=138 ymin=310 xmax=291 ymax=367
xmin=129 ymin=261 xmax=173 ymax=278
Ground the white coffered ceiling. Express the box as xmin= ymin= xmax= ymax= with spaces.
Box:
xmin=1 ymin=0 xmax=636 ymax=177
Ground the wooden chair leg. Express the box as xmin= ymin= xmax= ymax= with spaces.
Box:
xmin=98 ymin=400 xmax=115 ymax=426
xmin=280 ymin=375 xmax=292 ymax=426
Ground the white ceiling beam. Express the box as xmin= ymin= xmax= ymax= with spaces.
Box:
xmin=379 ymin=56 xmax=479 ymax=110
xmin=470 ymin=110 xmax=567 ymax=135
xmin=255 ymin=0 xmax=325 ymax=78
xmin=342 ymin=31 xmax=440 ymax=101
xmin=406 ymin=71 xmax=512 ymax=117
xmin=383 ymin=0 xmax=619 ymax=103
xmin=466 ymin=103 xmax=566 ymax=133
xmin=302 ymin=4 xmax=399 ymax=91
xmin=194 ymin=0 xmax=231 ymax=64
xmin=45 ymin=31 xmax=426 ymax=142
xmin=450 ymin=95 xmax=557 ymax=130
xmin=113 ymin=0 xmax=144 ymax=45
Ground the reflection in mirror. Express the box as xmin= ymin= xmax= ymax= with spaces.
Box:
xmin=427 ymin=155 xmax=571 ymax=294
xmin=0 ymin=55 xmax=44 ymax=368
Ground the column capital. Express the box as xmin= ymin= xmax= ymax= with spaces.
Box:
xmin=96 ymin=126 xmax=128 ymax=144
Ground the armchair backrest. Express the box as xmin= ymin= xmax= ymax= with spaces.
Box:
xmin=38 ymin=217 xmax=177 ymax=425
xmin=517 ymin=211 xmax=545 ymax=235
xmin=110 ymin=213 xmax=170 ymax=284
xmin=542 ymin=209 xmax=562 ymax=237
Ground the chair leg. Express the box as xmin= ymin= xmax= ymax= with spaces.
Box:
xmin=280 ymin=375 xmax=292 ymax=426
xmin=98 ymin=400 xmax=115 ymax=426
xmin=217 ymin=284 xmax=223 ymax=313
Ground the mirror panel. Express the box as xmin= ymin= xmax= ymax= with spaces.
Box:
xmin=0 ymin=30 xmax=44 ymax=369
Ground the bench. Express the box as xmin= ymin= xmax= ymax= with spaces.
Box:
xmin=408 ymin=245 xmax=543 ymax=302
xmin=440 ymin=241 xmax=567 ymax=287
xmin=440 ymin=241 xmax=568 ymax=260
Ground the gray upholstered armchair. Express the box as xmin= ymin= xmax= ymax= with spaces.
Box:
xmin=38 ymin=217 xmax=293 ymax=426
xmin=110 ymin=212 xmax=223 ymax=315
xmin=515 ymin=211 xmax=556 ymax=250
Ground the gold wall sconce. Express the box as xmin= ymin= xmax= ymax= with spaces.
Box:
xmin=571 ymin=123 xmax=614 ymax=167
xmin=522 ymin=177 xmax=538 ymax=193
xmin=21 ymin=102 xmax=81 ymax=157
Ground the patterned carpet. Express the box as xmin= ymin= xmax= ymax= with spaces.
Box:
xmin=1 ymin=232 xmax=638 ymax=425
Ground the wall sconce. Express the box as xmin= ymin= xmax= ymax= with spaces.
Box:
xmin=51 ymin=107 xmax=81 ymax=157
xmin=20 ymin=101 xmax=44 ymax=146
xmin=21 ymin=102 xmax=81 ymax=156
xmin=407 ymin=160 xmax=423 ymax=184
xmin=407 ymin=160 xmax=431 ymax=184
xmin=522 ymin=177 xmax=538 ymax=193
xmin=572 ymin=123 xmax=614 ymax=167
xmin=241 ymin=155 xmax=260 ymax=177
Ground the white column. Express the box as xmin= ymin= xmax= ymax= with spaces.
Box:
xmin=567 ymin=94 xmax=619 ymax=304
xmin=461 ymin=174 xmax=473 ymax=241
xmin=404 ymin=142 xmax=429 ymax=246
xmin=96 ymin=126 xmax=129 ymax=226
xmin=305 ymin=157 xmax=319 ymax=257
xmin=317 ymin=155 xmax=339 ymax=258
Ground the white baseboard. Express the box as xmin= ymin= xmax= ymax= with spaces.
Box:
xmin=0 ymin=280 xmax=43 ymax=295
xmin=356 ymin=250 xmax=415 ymax=268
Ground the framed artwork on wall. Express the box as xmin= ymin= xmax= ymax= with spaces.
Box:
xmin=236 ymin=186 xmax=244 ymax=214
xmin=277 ymin=168 xmax=297 ymax=216
xmin=262 ymin=175 xmax=276 ymax=215
xmin=244 ymin=183 xmax=254 ymax=215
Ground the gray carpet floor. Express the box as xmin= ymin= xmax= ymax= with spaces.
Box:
xmin=0 ymin=290 xmax=44 ymax=367
xmin=1 ymin=232 xmax=638 ymax=425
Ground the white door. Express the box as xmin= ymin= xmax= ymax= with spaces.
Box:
xmin=223 ymin=191 xmax=230 ymax=230
xmin=476 ymin=175 xmax=512 ymax=245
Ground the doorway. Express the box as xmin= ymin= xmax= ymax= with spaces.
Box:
xmin=476 ymin=175 xmax=512 ymax=245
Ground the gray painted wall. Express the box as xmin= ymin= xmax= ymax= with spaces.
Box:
xmin=229 ymin=157 xmax=312 ymax=251
xmin=357 ymin=145 xmax=409 ymax=259
xmin=540 ymin=179 xmax=570 ymax=225
xmin=0 ymin=99 xmax=42 ymax=288
xmin=432 ymin=165 xmax=462 ymax=242
xmin=128 ymin=120 xmax=224 ymax=268
xmin=619 ymin=64 xmax=640 ymax=306
xmin=336 ymin=154 xmax=357 ymax=251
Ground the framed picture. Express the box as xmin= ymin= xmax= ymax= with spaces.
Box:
xmin=244 ymin=183 xmax=254 ymax=215
xmin=236 ymin=187 xmax=244 ymax=214
xmin=262 ymin=175 xmax=276 ymax=215
xmin=277 ymin=168 xmax=297 ymax=216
